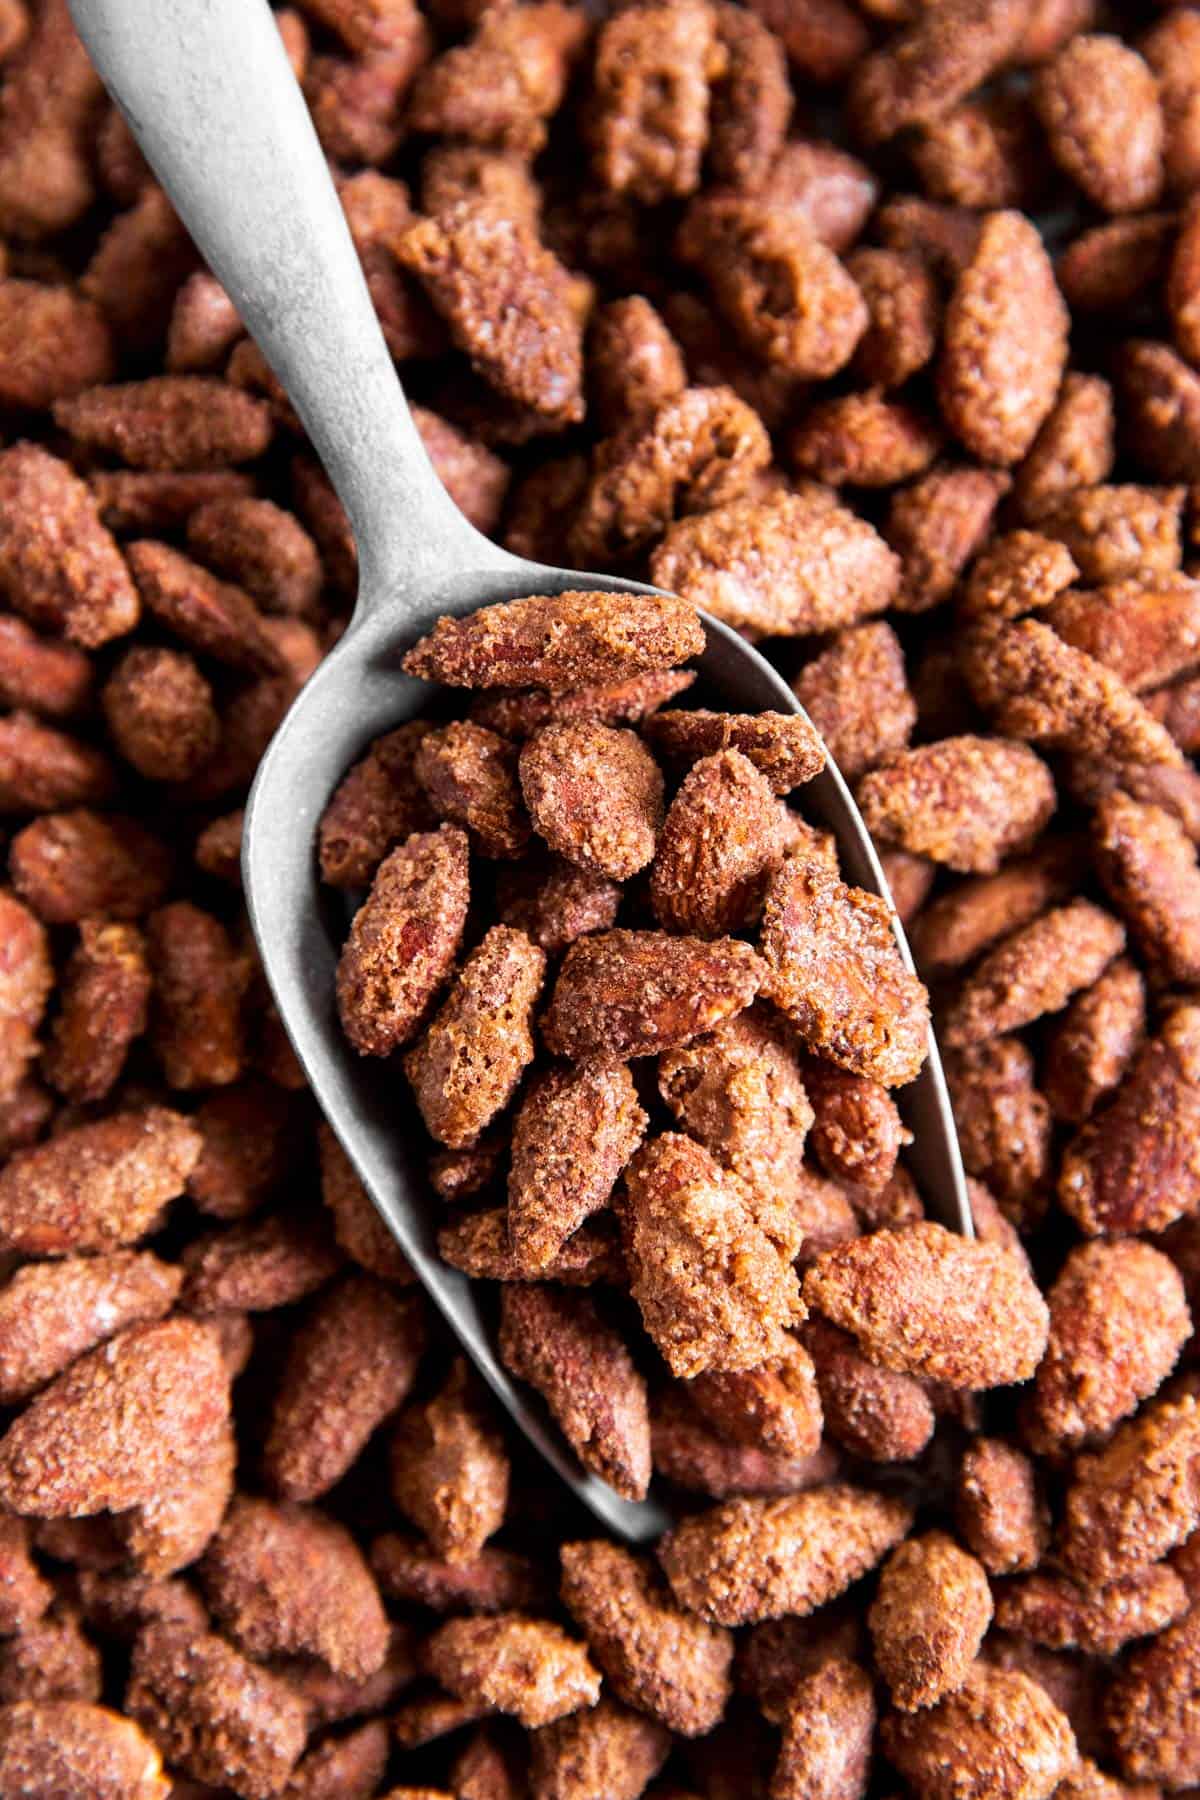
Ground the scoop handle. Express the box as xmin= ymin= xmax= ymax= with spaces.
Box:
xmin=68 ymin=0 xmax=490 ymax=601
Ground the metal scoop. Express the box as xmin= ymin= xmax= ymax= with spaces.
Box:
xmin=71 ymin=0 xmax=970 ymax=1543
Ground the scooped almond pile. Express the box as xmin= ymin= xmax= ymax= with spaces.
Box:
xmin=1 ymin=0 xmax=1200 ymax=1795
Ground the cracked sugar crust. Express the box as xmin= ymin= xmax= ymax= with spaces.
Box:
xmin=803 ymin=1220 xmax=1049 ymax=1390
xmin=658 ymin=1484 xmax=913 ymax=1627
xmin=620 ymin=1132 xmax=804 ymax=1379
xmin=759 ymin=852 xmax=929 ymax=1088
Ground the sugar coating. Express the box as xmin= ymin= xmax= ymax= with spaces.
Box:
xmin=882 ymin=1663 xmax=1077 ymax=1800
xmin=621 ymin=1132 xmax=804 ymax=1378
xmin=803 ymin=1221 xmax=1050 ymax=1389
xmin=404 ymin=925 xmax=545 ymax=1148
xmin=658 ymin=1485 xmax=913 ymax=1626
xmin=403 ymin=592 xmax=703 ymax=693
xmin=498 ymin=1283 xmax=650 ymax=1500
xmin=759 ymin=853 xmax=930 ymax=1087
xmin=869 ymin=1531 xmax=993 ymax=1711
xmin=560 ymin=1539 xmax=732 ymax=1736
xmin=507 ymin=1061 xmax=646 ymax=1273
xmin=389 ymin=1358 xmax=509 ymax=1564
xmin=423 ymin=1613 xmax=600 ymax=1729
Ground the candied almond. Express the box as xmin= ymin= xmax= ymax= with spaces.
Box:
xmin=859 ymin=734 xmax=1057 ymax=874
xmin=472 ymin=669 xmax=696 ymax=744
xmin=201 ymin=1495 xmax=387 ymax=1678
xmin=127 ymin=1622 xmax=307 ymax=1800
xmin=805 ymin=1316 xmax=935 ymax=1465
xmin=759 ymin=853 xmax=930 ymax=1087
xmin=961 ymin=531 xmax=1078 ymax=623
xmin=587 ymin=0 xmax=723 ymax=204
xmin=881 ymin=1662 xmax=1077 ymax=1800
xmin=0 ymin=1105 xmax=200 ymax=1255
xmin=0 ymin=1700 xmax=168 ymax=1800
xmin=849 ymin=0 xmax=1030 ymax=143
xmin=1024 ymin=1238 xmax=1189 ymax=1460
xmin=396 ymin=206 xmax=582 ymax=426
xmin=886 ymin=463 xmax=1010 ymax=615
xmin=650 ymin=749 xmax=787 ymax=938
xmin=390 ymin=1359 xmax=509 ymax=1563
xmin=507 ymin=1061 xmax=645 ymax=1274
xmin=317 ymin=721 xmax=434 ymax=890
xmin=560 ymin=1539 xmax=732 ymax=1737
xmin=963 ymin=618 xmax=1185 ymax=770
xmin=0 ymin=443 xmax=139 ymax=649
xmin=1042 ymin=956 xmax=1147 ymax=1125
xmin=498 ymin=1283 xmax=650 ymax=1500
xmin=909 ymin=839 xmax=1083 ymax=974
xmin=869 ymin=1531 xmax=993 ymax=1711
xmin=946 ymin=1037 xmax=1053 ymax=1231
xmin=415 ymin=722 xmax=528 ymax=862
xmin=937 ymin=211 xmax=1069 ymax=466
xmin=1092 ymin=790 xmax=1200 ymax=984
xmin=405 ymin=925 xmax=544 ymax=1148
xmin=543 ymin=929 xmax=763 ymax=1065
xmin=955 ymin=1438 xmax=1049 ymax=1576
xmin=995 ymin=1563 xmax=1188 ymax=1659
xmin=1059 ymin=1004 xmax=1200 ymax=1237
xmin=658 ymin=1484 xmax=913 ymax=1626
xmin=424 ymin=1613 xmax=599 ymax=1730
xmin=1060 ymin=1392 xmax=1200 ymax=1584
xmin=846 ymin=247 xmax=940 ymax=391
xmin=791 ymin=391 xmax=942 ymax=490
xmin=569 ymin=383 xmax=772 ymax=568
xmin=54 ymin=377 xmax=272 ymax=471
xmin=643 ymin=708 xmax=824 ymax=794
xmin=520 ymin=721 xmax=661 ymax=881
xmin=404 ymin=591 xmax=702 ymax=693
xmin=942 ymin=900 xmax=1125 ymax=1047
xmin=371 ymin=1532 xmax=546 ymax=1616
xmin=529 ymin=1694 xmax=670 ymax=1800
xmin=1014 ymin=373 xmax=1115 ymax=513
xmin=650 ymin=1387 xmax=840 ymax=1500
xmin=686 ymin=1335 xmax=823 ymax=1462
xmin=1034 ymin=35 xmax=1164 ymax=214
xmin=657 ymin=1009 xmax=815 ymax=1240
xmin=677 ymin=197 xmax=866 ymax=380
xmin=803 ymin=1220 xmax=1050 ymax=1389
xmin=338 ymin=826 xmax=469 ymax=1058
xmin=651 ymin=487 xmax=900 ymax=640
xmin=792 ymin=622 xmax=914 ymax=781
xmin=620 ymin=1132 xmax=803 ymax=1379
xmin=0 ymin=1251 xmax=181 ymax=1405
xmin=125 ymin=540 xmax=281 ymax=676
xmin=263 ymin=1276 xmax=425 ymax=1502
xmin=771 ymin=1654 xmax=875 ymax=1800
xmin=0 ymin=1317 xmax=229 ymax=1519
xmin=804 ymin=1062 xmax=909 ymax=1193
xmin=1105 ymin=1604 xmax=1200 ymax=1788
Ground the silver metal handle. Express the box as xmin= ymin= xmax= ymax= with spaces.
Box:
xmin=69 ymin=0 xmax=490 ymax=603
